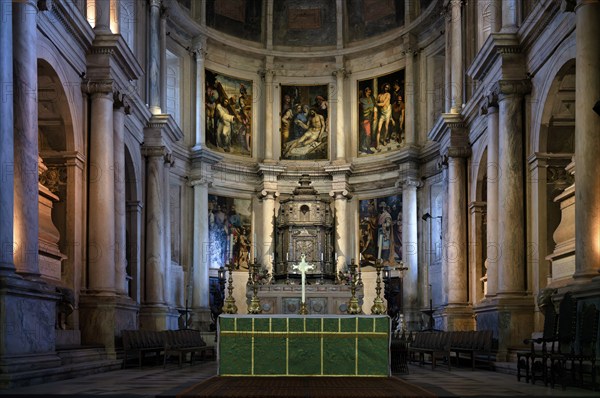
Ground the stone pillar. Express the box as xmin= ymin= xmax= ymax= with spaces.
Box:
xmin=483 ymin=93 xmax=499 ymax=297
xmin=94 ymin=0 xmax=111 ymax=33
xmin=501 ymin=0 xmax=518 ymax=31
xmin=13 ymin=0 xmax=40 ymax=277
xmin=148 ymin=0 xmax=161 ymax=114
xmin=263 ymin=67 xmax=275 ymax=160
xmin=143 ymin=147 xmax=166 ymax=305
xmin=259 ymin=191 xmax=277 ymax=271
xmin=401 ymin=178 xmax=420 ymax=330
xmin=490 ymin=0 xmax=502 ymax=33
xmin=449 ymin=0 xmax=463 ymax=113
xmin=574 ymin=0 xmax=600 ymax=280
xmin=333 ymin=66 xmax=346 ymax=160
xmin=496 ymin=80 xmax=530 ymax=295
xmin=193 ymin=40 xmax=207 ymax=148
xmin=163 ymin=154 xmax=174 ymax=308
xmin=331 ymin=192 xmax=350 ymax=271
xmin=191 ymin=178 xmax=210 ymax=309
xmin=0 ymin=0 xmax=15 ymax=273
xmin=87 ymin=82 xmax=116 ymax=293
xmin=440 ymin=113 xmax=472 ymax=330
xmin=113 ymin=93 xmax=129 ymax=295
xmin=403 ymin=34 xmax=416 ymax=144
xmin=160 ymin=5 xmax=167 ymax=113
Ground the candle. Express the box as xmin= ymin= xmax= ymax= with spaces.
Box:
xmin=377 ymin=234 xmax=383 ymax=259
xmin=229 ymin=234 xmax=234 ymax=262
xmin=286 ymin=252 xmax=289 ymax=261
xmin=321 ymin=253 xmax=323 ymax=262
xmin=359 ymin=253 xmax=362 ymax=262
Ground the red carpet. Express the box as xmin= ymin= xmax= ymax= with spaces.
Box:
xmin=173 ymin=376 xmax=437 ymax=397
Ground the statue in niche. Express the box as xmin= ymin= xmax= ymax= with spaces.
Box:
xmin=55 ymin=286 xmax=75 ymax=330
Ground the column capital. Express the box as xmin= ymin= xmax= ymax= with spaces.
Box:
xmin=329 ymin=189 xmax=352 ymax=200
xmin=113 ymin=92 xmax=131 ymax=114
xmin=469 ymin=201 xmax=486 ymax=214
xmin=401 ymin=33 xmax=419 ymax=56
xmin=142 ymin=146 xmax=167 ymax=158
xmin=82 ymin=79 xmax=114 ymax=95
xmin=492 ymin=79 xmax=532 ymax=100
xmin=332 ymin=68 xmax=348 ymax=79
xmin=480 ymin=92 xmax=499 ymax=115
xmin=258 ymin=68 xmax=275 ymax=81
xmin=188 ymin=176 xmax=212 ymax=188
xmin=446 ymin=146 xmax=472 ymax=159
xmin=148 ymin=0 xmax=161 ymax=7
xmin=397 ymin=177 xmax=422 ymax=190
xmin=257 ymin=189 xmax=278 ymax=200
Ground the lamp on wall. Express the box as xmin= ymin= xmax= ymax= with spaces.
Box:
xmin=421 ymin=213 xmax=442 ymax=221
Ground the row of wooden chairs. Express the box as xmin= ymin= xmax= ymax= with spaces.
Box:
xmin=516 ymin=292 xmax=599 ymax=391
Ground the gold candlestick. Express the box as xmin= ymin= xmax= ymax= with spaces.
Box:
xmin=248 ymin=260 xmax=262 ymax=314
xmin=347 ymin=258 xmax=362 ymax=314
xmin=371 ymin=259 xmax=386 ymax=315
xmin=222 ymin=262 xmax=238 ymax=314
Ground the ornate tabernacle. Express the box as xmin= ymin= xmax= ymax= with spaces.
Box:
xmin=274 ymin=175 xmax=335 ymax=283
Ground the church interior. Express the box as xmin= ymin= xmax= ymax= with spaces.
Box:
xmin=1 ymin=0 xmax=600 ymax=394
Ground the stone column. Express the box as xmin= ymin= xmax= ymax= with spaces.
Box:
xmin=496 ymin=80 xmax=530 ymax=295
xmin=501 ymin=0 xmax=518 ymax=31
xmin=13 ymin=0 xmax=40 ymax=277
xmin=333 ymin=66 xmax=346 ymax=160
xmin=87 ymin=82 xmax=116 ymax=293
xmin=94 ymin=0 xmax=111 ymax=33
xmin=449 ymin=0 xmax=463 ymax=113
xmin=126 ymin=201 xmax=143 ymax=302
xmin=574 ymin=0 xmax=600 ymax=280
xmin=193 ymin=40 xmax=207 ymax=148
xmin=401 ymin=177 xmax=420 ymax=330
xmin=403 ymin=34 xmax=416 ymax=145
xmin=263 ymin=67 xmax=275 ymax=160
xmin=113 ymin=93 xmax=128 ymax=295
xmin=0 ymin=0 xmax=15 ymax=272
xmin=331 ymin=191 xmax=350 ymax=271
xmin=191 ymin=178 xmax=210 ymax=309
xmin=160 ymin=5 xmax=167 ymax=113
xmin=148 ymin=0 xmax=161 ymax=114
xmin=163 ymin=154 xmax=174 ymax=306
xmin=483 ymin=93 xmax=499 ymax=297
xmin=143 ymin=147 xmax=166 ymax=305
xmin=259 ymin=190 xmax=277 ymax=271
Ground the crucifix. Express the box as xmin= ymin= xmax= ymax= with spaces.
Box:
xmin=292 ymin=254 xmax=315 ymax=315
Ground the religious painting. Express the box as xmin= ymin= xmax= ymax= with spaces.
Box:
xmin=206 ymin=0 xmax=262 ymax=42
xmin=359 ymin=195 xmax=402 ymax=268
xmin=280 ymin=85 xmax=329 ymax=161
xmin=357 ymin=69 xmax=405 ymax=156
xmin=345 ymin=0 xmax=405 ymax=43
xmin=205 ymin=69 xmax=253 ymax=157
xmin=273 ymin=0 xmax=336 ymax=47
xmin=208 ymin=194 xmax=253 ymax=270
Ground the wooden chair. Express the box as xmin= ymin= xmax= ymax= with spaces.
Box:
xmin=516 ymin=302 xmax=557 ymax=384
xmin=549 ymin=292 xmax=578 ymax=389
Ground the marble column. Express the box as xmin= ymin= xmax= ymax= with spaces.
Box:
xmin=126 ymin=201 xmax=143 ymax=302
xmin=444 ymin=10 xmax=452 ymax=112
xmin=334 ymin=67 xmax=346 ymax=160
xmin=160 ymin=6 xmax=167 ymax=113
xmin=143 ymin=147 xmax=166 ymax=304
xmin=163 ymin=154 xmax=173 ymax=305
xmin=501 ymin=0 xmax=518 ymax=31
xmin=446 ymin=150 xmax=469 ymax=305
xmin=88 ymin=83 xmax=116 ymax=293
xmin=259 ymin=190 xmax=277 ymax=271
xmin=13 ymin=0 xmax=40 ymax=277
xmin=94 ymin=0 xmax=111 ymax=33
xmin=403 ymin=35 xmax=416 ymax=145
xmin=193 ymin=41 xmax=206 ymax=148
xmin=401 ymin=178 xmax=420 ymax=329
xmin=263 ymin=68 xmax=274 ymax=160
xmin=331 ymin=191 xmax=350 ymax=271
xmin=0 ymin=0 xmax=15 ymax=272
xmin=113 ymin=94 xmax=128 ymax=295
xmin=148 ymin=0 xmax=161 ymax=114
xmin=191 ymin=178 xmax=210 ymax=308
xmin=484 ymin=93 xmax=499 ymax=297
xmin=496 ymin=80 xmax=530 ymax=295
xmin=574 ymin=0 xmax=600 ymax=280
xmin=449 ymin=0 xmax=463 ymax=113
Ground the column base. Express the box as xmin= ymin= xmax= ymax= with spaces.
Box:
xmin=79 ymin=294 xmax=139 ymax=358
xmin=190 ymin=307 xmax=212 ymax=331
xmin=438 ymin=304 xmax=474 ymax=331
xmin=473 ymin=295 xmax=534 ymax=361
xmin=402 ymin=306 xmax=426 ymax=332
xmin=139 ymin=304 xmax=180 ymax=331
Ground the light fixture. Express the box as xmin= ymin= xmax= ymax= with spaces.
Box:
xmin=422 ymin=213 xmax=442 ymax=221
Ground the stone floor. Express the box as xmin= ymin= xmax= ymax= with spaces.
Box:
xmin=0 ymin=360 xmax=597 ymax=397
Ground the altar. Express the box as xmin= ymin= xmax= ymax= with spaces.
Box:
xmin=218 ymin=314 xmax=390 ymax=377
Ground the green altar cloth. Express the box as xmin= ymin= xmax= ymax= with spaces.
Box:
xmin=218 ymin=315 xmax=390 ymax=377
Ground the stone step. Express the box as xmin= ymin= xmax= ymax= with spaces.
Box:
xmin=56 ymin=345 xmax=107 ymax=365
xmin=0 ymin=358 xmax=122 ymax=389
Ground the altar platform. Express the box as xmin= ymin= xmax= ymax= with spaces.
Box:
xmin=217 ymin=314 xmax=390 ymax=377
